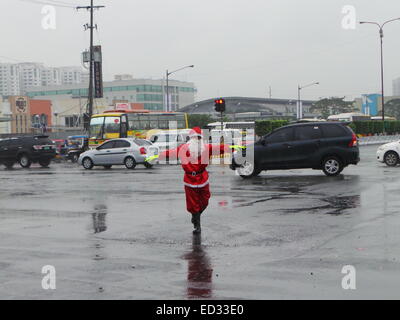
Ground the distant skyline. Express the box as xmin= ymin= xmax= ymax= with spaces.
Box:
xmin=2 ymin=0 xmax=400 ymax=102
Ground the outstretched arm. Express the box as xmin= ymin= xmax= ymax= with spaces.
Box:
xmin=208 ymin=143 xmax=234 ymax=158
xmin=157 ymin=144 xmax=184 ymax=161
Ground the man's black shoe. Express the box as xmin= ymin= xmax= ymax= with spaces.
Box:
xmin=192 ymin=214 xmax=201 ymax=234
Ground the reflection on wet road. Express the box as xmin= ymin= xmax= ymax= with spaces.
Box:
xmin=183 ymin=234 xmax=213 ymax=299
xmin=1 ymin=145 xmax=400 ymax=299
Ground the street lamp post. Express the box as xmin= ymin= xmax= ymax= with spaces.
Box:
xmin=297 ymin=82 xmax=319 ymax=120
xmin=166 ymin=65 xmax=194 ymax=112
xmin=360 ymin=18 xmax=400 ymax=125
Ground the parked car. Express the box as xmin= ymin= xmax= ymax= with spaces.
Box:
xmin=230 ymin=122 xmax=360 ymax=178
xmin=0 ymin=135 xmax=56 ymax=169
xmin=78 ymin=138 xmax=159 ymax=170
xmin=376 ymin=141 xmax=400 ymax=166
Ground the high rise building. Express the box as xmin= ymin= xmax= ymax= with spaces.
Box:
xmin=0 ymin=62 xmax=86 ymax=96
xmin=393 ymin=77 xmax=400 ymax=96
xmin=18 ymin=62 xmax=44 ymax=94
xmin=60 ymin=66 xmax=84 ymax=85
xmin=0 ymin=63 xmax=20 ymax=96
xmin=41 ymin=67 xmax=62 ymax=87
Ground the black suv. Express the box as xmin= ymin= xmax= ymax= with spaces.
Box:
xmin=0 ymin=135 xmax=56 ymax=169
xmin=231 ymin=122 xmax=360 ymax=178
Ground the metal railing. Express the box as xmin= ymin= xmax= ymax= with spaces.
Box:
xmin=358 ymin=135 xmax=400 ymax=146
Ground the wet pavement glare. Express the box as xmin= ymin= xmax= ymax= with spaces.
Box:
xmin=1 ymin=145 xmax=400 ymax=299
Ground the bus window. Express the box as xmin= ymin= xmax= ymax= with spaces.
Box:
xmin=128 ymin=114 xmax=140 ymax=130
xmin=104 ymin=117 xmax=121 ymax=134
xmin=139 ymin=115 xmax=150 ymax=130
xmin=90 ymin=117 xmax=104 ymax=139
xmin=158 ymin=115 xmax=169 ymax=129
xmin=149 ymin=114 xmax=158 ymax=129
xmin=176 ymin=114 xmax=186 ymax=129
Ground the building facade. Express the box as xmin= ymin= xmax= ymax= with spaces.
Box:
xmin=41 ymin=67 xmax=62 ymax=87
xmin=0 ymin=97 xmax=11 ymax=134
xmin=393 ymin=78 xmax=400 ymax=96
xmin=9 ymin=96 xmax=31 ymax=134
xmin=181 ymin=97 xmax=317 ymax=119
xmin=0 ymin=62 xmax=86 ymax=95
xmin=354 ymin=94 xmax=400 ymax=116
xmin=26 ymin=78 xmax=197 ymax=111
xmin=0 ymin=63 xmax=20 ymax=96
xmin=59 ymin=66 xmax=86 ymax=85
xmin=18 ymin=63 xmax=44 ymax=94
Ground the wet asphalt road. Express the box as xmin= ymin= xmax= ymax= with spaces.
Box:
xmin=1 ymin=145 xmax=400 ymax=299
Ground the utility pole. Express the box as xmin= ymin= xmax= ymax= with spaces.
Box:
xmin=77 ymin=1 xmax=105 ymax=130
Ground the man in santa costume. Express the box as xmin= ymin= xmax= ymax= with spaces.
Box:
xmin=155 ymin=127 xmax=231 ymax=234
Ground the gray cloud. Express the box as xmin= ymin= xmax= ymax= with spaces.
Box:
xmin=2 ymin=0 xmax=400 ymax=102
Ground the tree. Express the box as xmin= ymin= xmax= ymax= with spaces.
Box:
xmin=310 ymin=97 xmax=356 ymax=119
xmin=187 ymin=114 xmax=214 ymax=128
xmin=384 ymin=99 xmax=400 ymax=120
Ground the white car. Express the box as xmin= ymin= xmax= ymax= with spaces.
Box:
xmin=377 ymin=141 xmax=400 ymax=166
xmin=78 ymin=138 xmax=159 ymax=170
xmin=149 ymin=132 xmax=188 ymax=153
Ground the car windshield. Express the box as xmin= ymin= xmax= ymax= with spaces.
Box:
xmin=154 ymin=135 xmax=178 ymax=142
xmin=133 ymin=139 xmax=152 ymax=146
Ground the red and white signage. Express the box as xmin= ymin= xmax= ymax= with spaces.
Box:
xmin=115 ymin=103 xmax=131 ymax=110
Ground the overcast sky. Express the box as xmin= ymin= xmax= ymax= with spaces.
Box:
xmin=2 ymin=0 xmax=400 ymax=102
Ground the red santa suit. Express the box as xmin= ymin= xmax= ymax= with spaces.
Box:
xmin=159 ymin=127 xmax=230 ymax=216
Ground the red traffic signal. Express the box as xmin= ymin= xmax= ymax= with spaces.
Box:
xmin=214 ymin=98 xmax=226 ymax=112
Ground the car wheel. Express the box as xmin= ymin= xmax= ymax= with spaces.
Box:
xmin=384 ymin=151 xmax=399 ymax=167
xmin=124 ymin=156 xmax=136 ymax=169
xmin=236 ymin=161 xmax=261 ymax=178
xmin=19 ymin=154 xmax=31 ymax=168
xmin=144 ymin=162 xmax=153 ymax=169
xmin=82 ymin=157 xmax=94 ymax=170
xmin=103 ymin=165 xmax=112 ymax=169
xmin=322 ymin=156 xmax=343 ymax=176
xmin=39 ymin=159 xmax=51 ymax=168
xmin=72 ymin=154 xmax=79 ymax=163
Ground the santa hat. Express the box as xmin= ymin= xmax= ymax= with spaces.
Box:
xmin=189 ymin=127 xmax=203 ymax=138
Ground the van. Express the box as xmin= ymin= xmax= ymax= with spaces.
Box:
xmin=231 ymin=122 xmax=360 ymax=178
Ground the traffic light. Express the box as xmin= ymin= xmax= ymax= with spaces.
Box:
xmin=214 ymin=98 xmax=226 ymax=112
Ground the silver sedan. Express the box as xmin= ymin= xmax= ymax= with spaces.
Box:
xmin=78 ymin=138 xmax=159 ymax=170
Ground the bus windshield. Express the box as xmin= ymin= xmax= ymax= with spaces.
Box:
xmin=90 ymin=116 xmax=121 ymax=139
xmin=90 ymin=117 xmax=104 ymax=139
xmin=104 ymin=117 xmax=121 ymax=133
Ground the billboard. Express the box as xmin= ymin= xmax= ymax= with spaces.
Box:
xmin=361 ymin=94 xmax=381 ymax=116
xmin=93 ymin=46 xmax=103 ymax=98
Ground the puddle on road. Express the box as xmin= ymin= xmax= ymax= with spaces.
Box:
xmin=281 ymin=195 xmax=360 ymax=215
xmin=182 ymin=234 xmax=213 ymax=299
xmin=92 ymin=204 xmax=108 ymax=234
